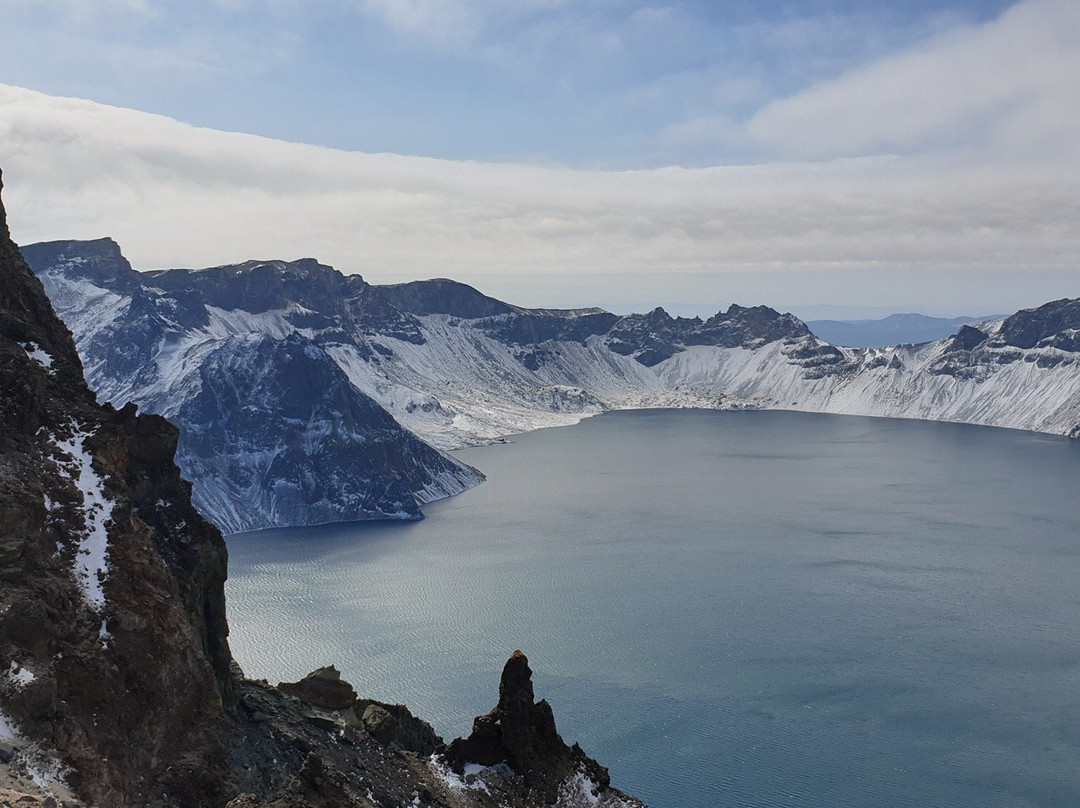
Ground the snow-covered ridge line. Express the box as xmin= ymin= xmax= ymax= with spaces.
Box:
xmin=22 ymin=239 xmax=1080 ymax=533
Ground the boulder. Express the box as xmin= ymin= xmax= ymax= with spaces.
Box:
xmin=277 ymin=667 xmax=356 ymax=712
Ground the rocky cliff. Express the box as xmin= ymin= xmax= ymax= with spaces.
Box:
xmin=22 ymin=243 xmax=483 ymax=534
xmin=0 ymin=171 xmax=642 ymax=806
xmin=0 ymin=169 xmax=232 ymax=805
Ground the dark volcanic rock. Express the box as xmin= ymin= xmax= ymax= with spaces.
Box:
xmin=480 ymin=309 xmax=619 ymax=346
xmin=946 ymin=324 xmax=988 ymax=353
xmin=357 ymin=701 xmax=441 ymax=755
xmin=997 ymin=299 xmax=1080 ymax=351
xmin=783 ymin=338 xmax=855 ymax=378
xmin=278 ymin=666 xmax=357 ymax=712
xmin=148 ymin=259 xmax=354 ymax=317
xmin=692 ymin=303 xmax=809 ymax=348
xmin=372 ymin=278 xmax=514 ymax=319
xmin=605 ymin=307 xmax=686 ymax=366
xmin=444 ymin=651 xmax=615 ymax=800
xmin=606 ymin=304 xmax=809 ymax=366
xmin=931 ymin=307 xmax=1080 ymax=378
xmin=348 ymin=282 xmax=426 ymax=344
xmin=0 ymin=170 xmax=233 ymax=807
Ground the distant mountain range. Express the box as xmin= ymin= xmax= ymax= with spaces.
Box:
xmin=23 ymin=237 xmax=1080 ymax=534
xmin=806 ymin=313 xmax=1002 ymax=348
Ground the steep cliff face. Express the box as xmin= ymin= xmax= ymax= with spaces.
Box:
xmin=178 ymin=332 xmax=476 ymax=533
xmin=23 ymin=243 xmax=483 ymax=535
xmin=0 ymin=170 xmax=233 ymax=806
xmin=1 ymin=171 xmax=643 ymax=807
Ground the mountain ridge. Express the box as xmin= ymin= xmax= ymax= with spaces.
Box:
xmin=21 ymin=239 xmax=485 ymax=534
xmin=23 ymin=237 xmax=1080 ymax=536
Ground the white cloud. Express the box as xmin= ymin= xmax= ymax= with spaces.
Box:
xmin=0 ymin=71 xmax=1077 ymax=313
xmin=658 ymin=113 xmax=746 ymax=151
xmin=359 ymin=0 xmax=475 ymax=44
xmin=354 ymin=0 xmax=581 ymax=48
xmin=0 ymin=0 xmax=158 ymax=23
xmin=745 ymin=0 xmax=1080 ymax=162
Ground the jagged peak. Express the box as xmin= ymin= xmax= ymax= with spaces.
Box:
xmin=443 ymin=650 xmax=617 ymax=799
xmin=498 ymin=648 xmax=536 ymax=711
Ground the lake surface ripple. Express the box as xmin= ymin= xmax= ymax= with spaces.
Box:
xmin=227 ymin=410 xmax=1080 ymax=808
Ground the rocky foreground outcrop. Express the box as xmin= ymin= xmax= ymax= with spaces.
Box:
xmin=0 ymin=169 xmax=641 ymax=807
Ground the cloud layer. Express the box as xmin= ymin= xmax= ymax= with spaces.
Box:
xmin=0 ymin=0 xmax=1020 ymax=166
xmin=0 ymin=0 xmax=1076 ymax=314
xmin=746 ymin=0 xmax=1080 ymax=162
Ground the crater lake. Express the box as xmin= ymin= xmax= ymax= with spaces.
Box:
xmin=226 ymin=410 xmax=1080 ymax=808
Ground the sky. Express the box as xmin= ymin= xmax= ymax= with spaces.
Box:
xmin=0 ymin=0 xmax=1077 ymax=317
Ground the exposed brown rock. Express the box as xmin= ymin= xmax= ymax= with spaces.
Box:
xmin=0 ymin=168 xmax=233 ymax=807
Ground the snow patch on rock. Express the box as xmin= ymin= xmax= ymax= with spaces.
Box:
xmin=5 ymin=662 xmax=34 ymax=688
xmin=426 ymin=756 xmax=495 ymax=796
xmin=19 ymin=342 xmax=52 ymax=370
xmin=0 ymin=709 xmax=18 ymax=741
xmin=50 ymin=429 xmax=114 ymax=611
xmin=0 ymin=708 xmax=70 ymax=796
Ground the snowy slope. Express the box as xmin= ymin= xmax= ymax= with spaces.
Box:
xmin=654 ymin=333 xmax=1080 ymax=437
xmin=320 ymin=298 xmax=1080 ymax=445
xmin=23 ymin=238 xmax=1080 ymax=533
xmin=22 ymin=240 xmax=484 ymax=534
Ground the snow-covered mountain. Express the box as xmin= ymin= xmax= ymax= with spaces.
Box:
xmin=329 ymin=289 xmax=1080 ymax=443
xmin=21 ymin=239 xmax=483 ymax=534
xmin=24 ymin=238 xmax=1080 ymax=533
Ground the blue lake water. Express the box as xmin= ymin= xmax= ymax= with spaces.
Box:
xmin=225 ymin=410 xmax=1080 ymax=807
